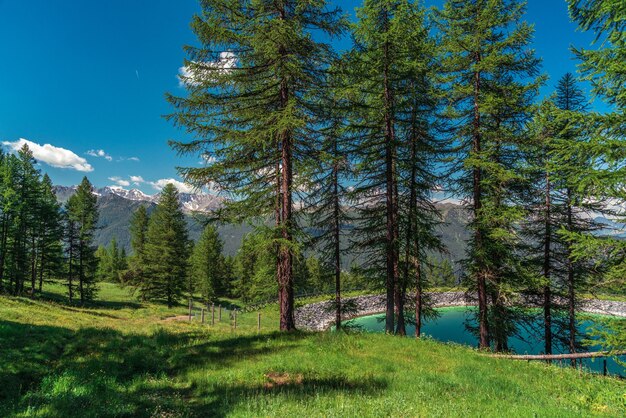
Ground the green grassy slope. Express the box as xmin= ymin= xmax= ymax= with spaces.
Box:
xmin=1 ymin=284 xmax=624 ymax=417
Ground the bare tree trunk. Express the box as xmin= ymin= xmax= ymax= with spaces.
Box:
xmin=415 ymin=256 xmax=423 ymax=338
xmin=332 ymin=142 xmax=342 ymax=330
xmin=383 ymin=15 xmax=398 ymax=334
xmin=543 ymin=171 xmax=553 ymax=356
xmin=0 ymin=214 xmax=9 ymax=293
xmin=566 ymin=187 xmax=576 ymax=366
xmin=30 ymin=234 xmax=37 ymax=298
xmin=79 ymin=238 xmax=84 ymax=305
xmin=472 ymin=60 xmax=489 ymax=349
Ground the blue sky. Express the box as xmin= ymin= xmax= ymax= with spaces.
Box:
xmin=0 ymin=0 xmax=599 ymax=194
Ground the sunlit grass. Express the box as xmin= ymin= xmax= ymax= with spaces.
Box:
xmin=1 ymin=283 xmax=624 ymax=417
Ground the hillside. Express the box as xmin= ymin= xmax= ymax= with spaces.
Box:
xmin=1 ymin=285 xmax=624 ymax=417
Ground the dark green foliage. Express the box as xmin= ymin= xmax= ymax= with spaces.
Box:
xmin=65 ymin=177 xmax=100 ymax=304
xmin=96 ymin=238 xmax=128 ymax=283
xmin=140 ymin=184 xmax=191 ymax=308
xmin=189 ymin=224 xmax=225 ymax=303
xmin=0 ymin=146 xmax=65 ymax=299
xmin=425 ymin=256 xmax=457 ymax=288
xmin=166 ymin=0 xmax=347 ymax=331
xmin=232 ymin=232 xmax=277 ymax=304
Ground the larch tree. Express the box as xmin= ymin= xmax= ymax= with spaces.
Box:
xmin=562 ymin=0 xmax=626 ymax=354
xmin=142 ymin=184 xmax=190 ymax=308
xmin=346 ymin=0 xmax=440 ymax=335
xmin=166 ymin=0 xmax=346 ymax=330
xmin=437 ymin=0 xmax=543 ymax=350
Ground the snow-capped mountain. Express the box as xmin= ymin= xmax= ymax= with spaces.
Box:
xmin=96 ymin=186 xmax=158 ymax=203
xmin=52 ymin=185 xmax=224 ymax=213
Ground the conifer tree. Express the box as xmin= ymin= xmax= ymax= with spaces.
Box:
xmin=142 ymin=184 xmax=190 ymax=308
xmin=189 ymin=224 xmax=224 ymax=304
xmin=437 ymin=0 xmax=543 ymax=350
xmin=307 ymin=68 xmax=352 ymax=330
xmin=36 ymin=174 xmax=64 ymax=293
xmin=65 ymin=177 xmax=99 ymax=304
xmin=11 ymin=145 xmax=40 ymax=296
xmin=166 ymin=0 xmax=346 ymax=331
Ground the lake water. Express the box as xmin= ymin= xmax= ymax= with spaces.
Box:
xmin=347 ymin=307 xmax=625 ymax=376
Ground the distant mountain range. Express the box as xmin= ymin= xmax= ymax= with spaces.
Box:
xmin=52 ymin=185 xmax=247 ymax=255
xmin=52 ymin=185 xmax=224 ymax=213
xmin=52 ymin=185 xmax=472 ymax=264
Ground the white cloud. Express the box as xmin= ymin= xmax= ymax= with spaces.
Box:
xmin=150 ymin=178 xmax=196 ymax=194
xmin=2 ymin=138 xmax=93 ymax=172
xmin=127 ymin=157 xmax=140 ymax=162
xmin=86 ymin=149 xmax=113 ymax=161
xmin=178 ymin=52 xmax=237 ymax=87
xmin=130 ymin=175 xmax=145 ymax=185
xmin=108 ymin=176 xmax=130 ymax=187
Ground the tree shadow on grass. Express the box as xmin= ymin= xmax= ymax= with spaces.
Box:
xmin=2 ymin=321 xmax=346 ymax=416
xmin=185 ymin=376 xmax=389 ymax=417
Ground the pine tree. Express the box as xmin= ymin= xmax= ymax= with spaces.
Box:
xmin=189 ymin=224 xmax=224 ymax=304
xmin=166 ymin=0 xmax=347 ymax=331
xmin=437 ymin=0 xmax=543 ymax=350
xmin=142 ymin=184 xmax=190 ymax=308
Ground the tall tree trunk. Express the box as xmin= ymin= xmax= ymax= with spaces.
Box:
xmin=30 ymin=233 xmax=37 ymax=298
xmin=275 ymin=2 xmax=295 ymax=332
xmin=543 ymin=171 xmax=553 ymax=356
xmin=472 ymin=60 xmax=489 ymax=349
xmin=68 ymin=231 xmax=74 ymax=303
xmin=332 ymin=141 xmax=342 ymax=330
xmin=79 ymin=238 xmax=84 ymax=305
xmin=566 ymin=187 xmax=576 ymax=366
xmin=383 ymin=17 xmax=398 ymax=334
xmin=415 ymin=256 xmax=423 ymax=338
xmin=402 ymin=102 xmax=419 ymax=337
xmin=0 ymin=214 xmax=9 ymax=293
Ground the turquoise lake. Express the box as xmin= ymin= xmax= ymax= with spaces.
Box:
xmin=347 ymin=307 xmax=625 ymax=376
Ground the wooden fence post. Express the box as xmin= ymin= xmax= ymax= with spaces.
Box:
xmin=219 ymin=305 xmax=222 ymax=321
xmin=234 ymin=309 xmax=237 ymax=330
xmin=201 ymin=308 xmax=205 ymax=324
xmin=258 ymin=312 xmax=261 ymax=332
xmin=188 ymin=299 xmax=193 ymax=321
xmin=603 ymin=359 xmax=607 ymax=376
xmin=211 ymin=303 xmax=215 ymax=325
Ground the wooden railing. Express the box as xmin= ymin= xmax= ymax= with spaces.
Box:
xmin=488 ymin=350 xmax=626 ymax=377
